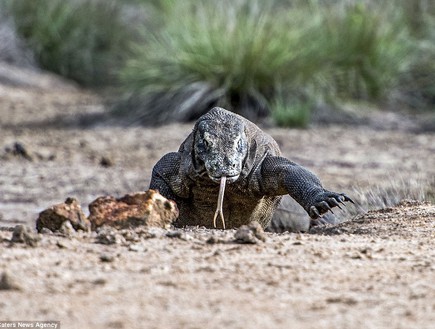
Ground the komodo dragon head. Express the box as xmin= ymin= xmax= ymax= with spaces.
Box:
xmin=193 ymin=108 xmax=249 ymax=184
xmin=192 ymin=107 xmax=249 ymax=229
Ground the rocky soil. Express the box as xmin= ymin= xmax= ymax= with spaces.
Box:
xmin=0 ymin=75 xmax=434 ymax=329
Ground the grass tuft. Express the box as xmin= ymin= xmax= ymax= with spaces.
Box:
xmin=271 ymin=94 xmax=312 ymax=128
xmin=335 ymin=176 xmax=433 ymax=222
xmin=317 ymin=2 xmax=411 ymax=101
xmin=5 ymin=0 xmax=433 ymax=122
xmin=117 ymin=0 xmax=326 ymax=124
xmin=118 ymin=0 xmax=416 ymax=125
xmin=6 ymin=0 xmax=134 ymax=86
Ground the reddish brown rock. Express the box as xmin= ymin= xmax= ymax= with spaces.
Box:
xmin=36 ymin=197 xmax=90 ymax=233
xmin=88 ymin=190 xmax=178 ymax=229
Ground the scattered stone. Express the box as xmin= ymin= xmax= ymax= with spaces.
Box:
xmin=2 ymin=142 xmax=55 ymax=162
xmin=206 ymin=235 xmax=225 ymax=244
xmin=88 ymin=190 xmax=178 ymax=230
xmin=234 ymin=221 xmax=267 ymax=244
xmin=166 ymin=230 xmax=192 ymax=241
xmin=0 ymin=272 xmax=22 ymax=291
xmin=93 ymin=278 xmax=107 ymax=285
xmin=360 ymin=247 xmax=373 ymax=258
xmin=56 ymin=239 xmax=72 ymax=249
xmin=36 ymin=197 xmax=90 ymax=233
xmin=99 ymin=253 xmax=115 ymax=262
xmin=325 ymin=296 xmax=358 ymax=305
xmin=128 ymin=243 xmax=146 ymax=252
xmin=11 ymin=142 xmax=33 ymax=161
xmin=10 ymin=224 xmax=40 ymax=247
xmin=120 ymin=230 xmax=140 ymax=242
xmin=35 ymin=150 xmax=56 ymax=161
xmin=166 ymin=230 xmax=182 ymax=239
xmin=40 ymin=228 xmax=53 ymax=235
xmin=139 ymin=227 xmax=164 ymax=239
xmin=96 ymin=227 xmax=126 ymax=245
xmin=99 ymin=156 xmax=114 ymax=167
xmin=56 ymin=240 xmax=66 ymax=249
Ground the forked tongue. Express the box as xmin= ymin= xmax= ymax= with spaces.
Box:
xmin=213 ymin=176 xmax=227 ymax=229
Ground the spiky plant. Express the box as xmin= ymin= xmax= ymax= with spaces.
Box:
xmin=7 ymin=0 xmax=133 ymax=86
xmin=118 ymin=0 xmax=326 ymax=124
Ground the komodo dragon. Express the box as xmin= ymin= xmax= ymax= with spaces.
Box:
xmin=149 ymin=107 xmax=353 ymax=229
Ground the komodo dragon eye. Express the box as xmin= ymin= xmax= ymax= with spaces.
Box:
xmin=201 ymin=132 xmax=214 ymax=149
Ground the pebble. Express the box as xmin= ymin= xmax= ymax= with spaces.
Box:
xmin=128 ymin=243 xmax=146 ymax=252
xmin=234 ymin=221 xmax=267 ymax=244
xmin=99 ymin=253 xmax=115 ymax=263
xmin=0 ymin=272 xmax=22 ymax=291
xmin=10 ymin=225 xmax=40 ymax=247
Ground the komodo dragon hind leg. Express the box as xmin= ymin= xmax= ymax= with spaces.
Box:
xmin=213 ymin=176 xmax=227 ymax=229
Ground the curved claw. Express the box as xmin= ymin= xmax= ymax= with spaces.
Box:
xmin=341 ymin=193 xmax=355 ymax=204
xmin=329 ymin=198 xmax=343 ymax=210
xmin=319 ymin=201 xmax=334 ymax=214
xmin=309 ymin=192 xmax=354 ymax=220
xmin=309 ymin=206 xmax=321 ymax=219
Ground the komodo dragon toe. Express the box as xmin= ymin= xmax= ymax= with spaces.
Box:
xmin=309 ymin=192 xmax=355 ymax=219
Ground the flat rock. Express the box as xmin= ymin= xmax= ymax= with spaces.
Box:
xmin=36 ymin=197 xmax=90 ymax=233
xmin=88 ymin=190 xmax=178 ymax=229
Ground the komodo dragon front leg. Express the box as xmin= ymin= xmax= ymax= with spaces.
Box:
xmin=258 ymin=156 xmax=354 ymax=222
xmin=149 ymin=152 xmax=188 ymax=204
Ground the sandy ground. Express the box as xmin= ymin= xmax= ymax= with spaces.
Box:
xmin=0 ymin=81 xmax=434 ymax=329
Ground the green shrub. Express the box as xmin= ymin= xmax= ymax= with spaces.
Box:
xmin=396 ymin=8 xmax=435 ymax=111
xmin=317 ymin=2 xmax=411 ymax=100
xmin=271 ymin=94 xmax=312 ymax=128
xmin=400 ymin=0 xmax=435 ymax=38
xmin=118 ymin=0 xmax=418 ymax=125
xmin=118 ymin=0 xmax=325 ymax=124
xmin=7 ymin=0 xmax=133 ymax=86
xmin=5 ymin=0 xmax=432 ymax=119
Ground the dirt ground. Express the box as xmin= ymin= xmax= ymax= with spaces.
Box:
xmin=0 ymin=79 xmax=434 ymax=329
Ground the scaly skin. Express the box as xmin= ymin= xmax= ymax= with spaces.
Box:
xmin=149 ymin=107 xmax=353 ymax=229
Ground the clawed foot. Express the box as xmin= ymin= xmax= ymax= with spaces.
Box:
xmin=309 ymin=192 xmax=354 ymax=220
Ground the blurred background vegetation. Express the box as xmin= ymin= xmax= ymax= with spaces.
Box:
xmin=2 ymin=0 xmax=434 ymax=126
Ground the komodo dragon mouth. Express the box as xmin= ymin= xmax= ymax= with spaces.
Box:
xmin=213 ymin=176 xmax=227 ymax=229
